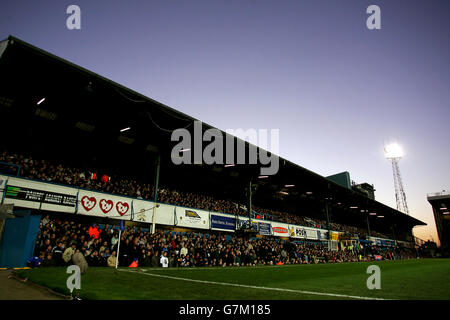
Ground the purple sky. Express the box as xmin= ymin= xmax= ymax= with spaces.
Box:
xmin=1 ymin=0 xmax=449 ymax=244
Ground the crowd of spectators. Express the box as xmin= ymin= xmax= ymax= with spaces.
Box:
xmin=2 ymin=150 xmax=389 ymax=240
xmin=30 ymin=214 xmax=416 ymax=269
xmin=0 ymin=151 xmax=243 ymax=215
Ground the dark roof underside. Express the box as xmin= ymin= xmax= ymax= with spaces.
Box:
xmin=0 ymin=36 xmax=426 ymax=237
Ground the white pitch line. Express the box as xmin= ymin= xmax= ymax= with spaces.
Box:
xmin=117 ymin=269 xmax=388 ymax=300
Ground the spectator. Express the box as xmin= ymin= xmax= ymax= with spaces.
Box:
xmin=72 ymin=249 xmax=88 ymax=274
xmin=63 ymin=244 xmax=76 ymax=265
xmin=27 ymin=254 xmax=44 ymax=268
xmin=151 ymin=251 xmax=159 ymax=267
xmin=51 ymin=242 xmax=65 ymax=266
xmin=42 ymin=253 xmax=57 ymax=267
xmin=180 ymin=244 xmax=188 ymax=257
xmin=0 ymin=149 xmax=396 ymax=239
xmin=143 ymin=251 xmax=152 ymax=267
xmin=107 ymin=251 xmax=117 ymax=267
xmin=160 ymin=251 xmax=169 ymax=268
xmin=129 ymin=258 xmax=138 ymax=268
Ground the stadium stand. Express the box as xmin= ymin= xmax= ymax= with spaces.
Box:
xmin=1 ymin=149 xmax=389 ymax=239
xmin=30 ymin=212 xmax=417 ymax=269
xmin=0 ymin=36 xmax=426 ymax=269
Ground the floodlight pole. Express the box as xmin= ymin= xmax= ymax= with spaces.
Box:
xmin=363 ymin=202 xmax=371 ymax=237
xmin=324 ymin=197 xmax=331 ymax=241
xmin=391 ymin=224 xmax=396 ymax=241
xmin=115 ymin=228 xmax=121 ymax=269
xmin=388 ymin=157 xmax=410 ymax=215
xmin=324 ymin=184 xmax=331 ymax=241
xmin=151 ymin=154 xmax=161 ymax=234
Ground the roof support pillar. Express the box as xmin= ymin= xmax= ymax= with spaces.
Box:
xmin=151 ymin=154 xmax=160 ymax=234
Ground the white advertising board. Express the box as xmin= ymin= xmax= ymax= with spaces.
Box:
xmin=271 ymin=222 xmax=290 ymax=237
xmin=1 ymin=176 xmax=77 ymax=213
xmin=175 ymin=206 xmax=210 ymax=229
xmin=153 ymin=203 xmax=176 ymax=226
xmin=131 ymin=199 xmax=157 ymax=223
xmin=77 ymin=190 xmax=132 ymax=219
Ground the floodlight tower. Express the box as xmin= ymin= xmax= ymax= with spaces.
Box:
xmin=384 ymin=143 xmax=410 ymax=215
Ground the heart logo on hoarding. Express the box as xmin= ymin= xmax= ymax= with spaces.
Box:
xmin=81 ymin=196 xmax=96 ymax=211
xmin=99 ymin=199 xmax=114 ymax=214
xmin=116 ymin=202 xmax=129 ymax=216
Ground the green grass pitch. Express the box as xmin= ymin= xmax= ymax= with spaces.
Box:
xmin=14 ymin=259 xmax=450 ymax=300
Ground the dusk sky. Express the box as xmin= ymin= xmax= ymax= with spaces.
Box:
xmin=1 ymin=0 xmax=449 ymax=244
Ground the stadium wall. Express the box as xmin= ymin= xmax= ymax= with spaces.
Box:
xmin=0 ymin=210 xmax=40 ymax=268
